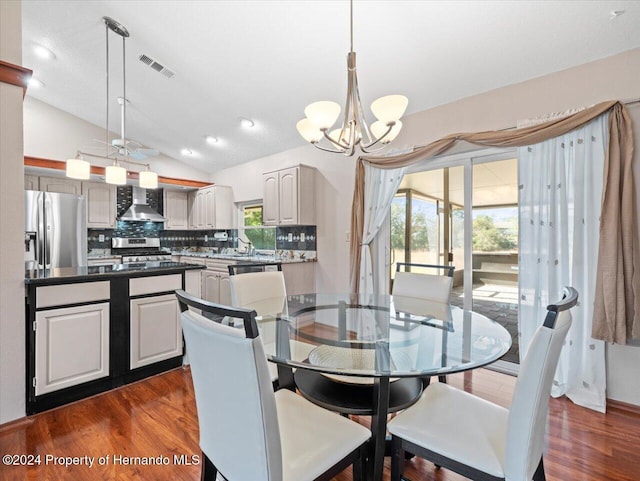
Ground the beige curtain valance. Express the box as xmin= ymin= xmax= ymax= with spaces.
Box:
xmin=349 ymin=100 xmax=638 ymax=344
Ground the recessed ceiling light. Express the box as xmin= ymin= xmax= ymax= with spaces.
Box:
xmin=28 ymin=78 xmax=45 ymax=88
xmin=205 ymin=135 xmax=218 ymax=144
xmin=239 ymin=117 xmax=255 ymax=128
xmin=33 ymin=44 xmax=56 ymax=60
xmin=181 ymin=148 xmax=193 ymax=156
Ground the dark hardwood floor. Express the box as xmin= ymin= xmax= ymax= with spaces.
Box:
xmin=1 ymin=367 xmax=639 ymax=481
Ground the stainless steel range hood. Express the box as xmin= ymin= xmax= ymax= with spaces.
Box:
xmin=119 ymin=186 xmax=166 ymax=222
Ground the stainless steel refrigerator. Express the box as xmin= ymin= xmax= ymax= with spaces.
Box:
xmin=25 ymin=190 xmax=87 ymax=269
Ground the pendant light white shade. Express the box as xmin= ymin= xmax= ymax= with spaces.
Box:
xmin=296 ymin=118 xmax=324 ymax=143
xmin=371 ymin=95 xmax=408 ymax=123
xmin=304 ymin=101 xmax=341 ymax=130
xmin=65 ymin=157 xmax=90 ymax=179
xmin=105 ymin=164 xmax=127 ymax=185
xmin=139 ymin=170 xmax=158 ymax=189
xmin=371 ymin=120 xmax=403 ymax=144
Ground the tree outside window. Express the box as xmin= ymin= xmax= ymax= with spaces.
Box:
xmin=242 ymin=205 xmax=275 ymax=250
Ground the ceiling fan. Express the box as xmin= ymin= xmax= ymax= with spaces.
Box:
xmin=92 ymin=97 xmax=159 ymax=160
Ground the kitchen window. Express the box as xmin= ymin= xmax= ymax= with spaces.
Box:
xmin=240 ymin=204 xmax=276 ymax=251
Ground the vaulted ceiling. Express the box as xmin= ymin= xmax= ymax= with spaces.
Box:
xmin=22 ymin=1 xmax=640 ymax=173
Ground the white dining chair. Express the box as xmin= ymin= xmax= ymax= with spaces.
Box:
xmin=387 ymin=286 xmax=578 ymax=481
xmin=229 ymin=268 xmax=315 ymax=388
xmin=392 ymin=262 xmax=454 ymax=383
xmin=229 ymin=269 xmax=289 ymax=317
xmin=175 ymin=290 xmax=371 ymax=481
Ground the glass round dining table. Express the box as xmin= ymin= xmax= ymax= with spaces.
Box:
xmin=255 ymin=293 xmax=512 ymax=481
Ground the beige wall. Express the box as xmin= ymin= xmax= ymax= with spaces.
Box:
xmin=213 ymin=47 xmax=640 ymax=405
xmin=0 ymin=0 xmax=26 ymax=423
xmin=24 ymin=97 xmax=210 ymax=181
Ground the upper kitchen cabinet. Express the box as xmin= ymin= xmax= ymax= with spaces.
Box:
xmin=188 ymin=185 xmax=234 ymax=230
xmin=163 ymin=190 xmax=189 ymax=230
xmin=25 ymin=175 xmax=39 ymax=190
xmin=38 ymin=176 xmax=82 ymax=195
xmin=82 ymin=181 xmax=116 ymax=228
xmin=263 ymin=165 xmax=316 ymax=226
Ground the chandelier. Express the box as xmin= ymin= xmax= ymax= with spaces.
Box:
xmin=296 ymin=0 xmax=408 ymax=156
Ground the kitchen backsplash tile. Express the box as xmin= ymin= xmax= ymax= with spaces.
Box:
xmin=88 ymin=227 xmax=238 ymax=250
xmin=160 ymin=229 xmax=237 ymax=250
xmin=276 ymin=225 xmax=316 ymax=251
xmin=89 ymin=224 xmax=317 ymax=253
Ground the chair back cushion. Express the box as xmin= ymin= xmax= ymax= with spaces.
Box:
xmin=181 ymin=310 xmax=282 ymax=480
xmin=392 ymin=271 xmax=453 ymax=304
xmin=230 ymin=270 xmax=288 ymax=316
xmin=504 ymin=308 xmax=572 ymax=480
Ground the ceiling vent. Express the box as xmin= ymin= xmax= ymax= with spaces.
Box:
xmin=138 ymin=54 xmax=175 ymax=79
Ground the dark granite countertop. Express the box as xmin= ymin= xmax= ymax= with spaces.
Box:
xmin=25 ymin=262 xmax=205 ymax=286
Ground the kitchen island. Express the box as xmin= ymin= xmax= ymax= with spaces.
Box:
xmin=24 ymin=262 xmax=204 ymax=414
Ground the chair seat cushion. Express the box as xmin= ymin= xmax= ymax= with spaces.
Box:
xmin=276 ymin=389 xmax=370 ymax=481
xmin=387 ymin=382 xmax=508 ymax=478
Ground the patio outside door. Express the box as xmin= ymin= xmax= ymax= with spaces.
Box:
xmin=391 ymin=152 xmax=519 ymax=369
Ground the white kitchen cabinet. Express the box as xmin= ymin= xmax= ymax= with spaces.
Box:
xmin=34 ymin=302 xmax=110 ymax=396
xmin=38 ymin=176 xmax=82 ymax=195
xmin=185 ymin=269 xmax=202 ymax=298
xmin=219 ymin=274 xmax=232 ymax=306
xmin=163 ymin=190 xmax=189 ymax=230
xmin=187 ymin=257 xmax=236 ymax=304
xmin=130 ymin=294 xmax=182 ymax=369
xmin=25 ymin=174 xmax=39 ymax=190
xmin=188 ymin=190 xmax=205 ymax=229
xmin=263 ymin=165 xmax=316 ymax=225
xmin=188 ymin=185 xmax=235 ymax=230
xmin=263 ymin=171 xmax=279 ymax=225
xmin=282 ymin=262 xmax=316 ymax=296
xmin=82 ymin=181 xmax=116 ymax=228
xmin=201 ymin=270 xmax=220 ymax=303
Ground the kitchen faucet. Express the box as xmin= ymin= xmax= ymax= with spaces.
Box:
xmin=237 ymin=237 xmax=254 ymax=256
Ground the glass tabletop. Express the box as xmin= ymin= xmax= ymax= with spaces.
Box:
xmin=256 ymin=293 xmax=512 ymax=379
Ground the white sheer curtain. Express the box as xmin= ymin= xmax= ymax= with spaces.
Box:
xmin=359 ymin=163 xmax=407 ymax=297
xmin=518 ymin=115 xmax=607 ymax=412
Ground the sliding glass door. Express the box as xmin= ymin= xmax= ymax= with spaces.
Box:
xmin=391 ymin=151 xmax=519 ymax=369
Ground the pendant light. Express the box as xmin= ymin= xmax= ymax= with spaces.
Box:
xmin=103 ymin=16 xmax=158 ymax=187
xmin=139 ymin=168 xmax=158 ymax=189
xmin=103 ymin=17 xmax=129 ymax=186
xmin=65 ymin=152 xmax=90 ymax=179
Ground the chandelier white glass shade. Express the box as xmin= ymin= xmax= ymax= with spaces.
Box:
xmin=105 ymin=163 xmax=127 ymax=185
xmin=296 ymin=1 xmax=408 ymax=156
xmin=65 ymin=154 xmax=90 ymax=179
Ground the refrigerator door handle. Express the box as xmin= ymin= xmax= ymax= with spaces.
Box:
xmin=36 ymin=192 xmax=45 ymax=269
xmin=44 ymin=194 xmax=53 ymax=268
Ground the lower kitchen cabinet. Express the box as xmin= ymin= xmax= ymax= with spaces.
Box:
xmin=130 ymin=294 xmax=182 ymax=369
xmin=219 ymin=274 xmax=232 ymax=305
xmin=201 ymin=269 xmax=220 ymax=303
xmin=200 ymin=258 xmax=234 ymax=305
xmin=34 ymin=302 xmax=110 ymax=396
xmin=25 ymin=266 xmax=203 ymax=414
